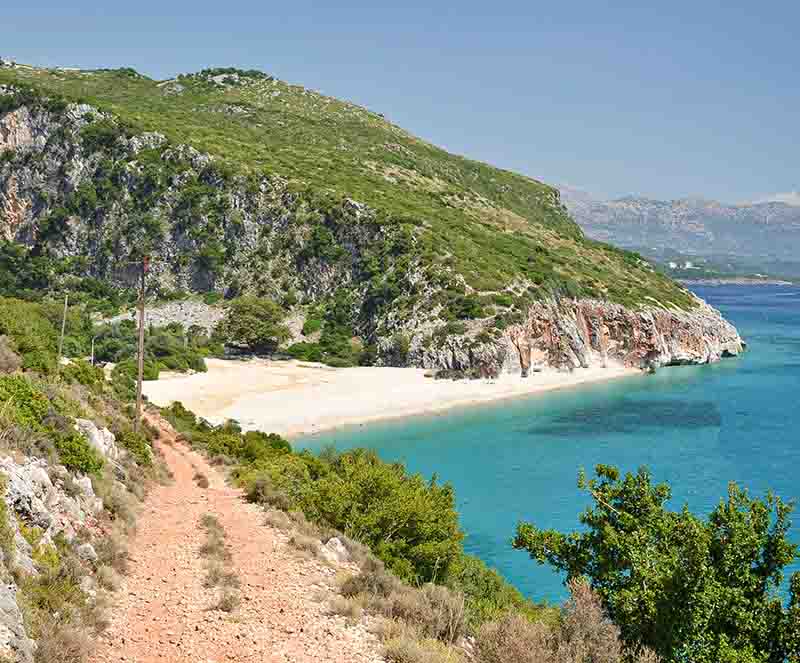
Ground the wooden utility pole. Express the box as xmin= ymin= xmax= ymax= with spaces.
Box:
xmin=57 ymin=293 xmax=69 ymax=374
xmin=134 ymin=256 xmax=149 ymax=433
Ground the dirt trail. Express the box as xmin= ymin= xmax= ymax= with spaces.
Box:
xmin=90 ymin=417 xmax=382 ymax=663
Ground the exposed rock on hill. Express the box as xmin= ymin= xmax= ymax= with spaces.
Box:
xmin=0 ymin=67 xmax=744 ymax=375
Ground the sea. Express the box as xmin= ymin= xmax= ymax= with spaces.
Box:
xmin=297 ymin=285 xmax=800 ymax=603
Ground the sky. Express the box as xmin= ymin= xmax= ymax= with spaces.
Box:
xmin=2 ymin=1 xmax=797 ymax=203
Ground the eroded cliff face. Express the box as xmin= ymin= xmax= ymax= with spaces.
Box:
xmin=503 ymin=297 xmax=743 ymax=374
xmin=0 ymin=95 xmax=744 ymax=375
xmin=415 ymin=295 xmax=744 ymax=377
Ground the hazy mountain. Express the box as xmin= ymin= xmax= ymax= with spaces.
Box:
xmin=562 ymin=188 xmax=800 ymax=270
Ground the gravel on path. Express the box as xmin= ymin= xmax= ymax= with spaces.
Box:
xmin=90 ymin=415 xmax=383 ymax=663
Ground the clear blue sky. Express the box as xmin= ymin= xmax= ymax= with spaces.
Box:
xmin=2 ymin=1 xmax=797 ymax=202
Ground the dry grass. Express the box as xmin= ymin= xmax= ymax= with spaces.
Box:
xmin=328 ymin=595 xmax=365 ymax=621
xmin=193 ymin=470 xmax=210 ymax=489
xmin=94 ymin=525 xmax=129 ymax=574
xmin=383 ymin=634 xmax=463 ymax=663
xmin=96 ymin=564 xmax=122 ymax=591
xmin=198 ymin=513 xmax=241 ymax=613
xmin=340 ymin=556 xmax=401 ymax=599
xmin=214 ymin=588 xmax=241 ymax=613
xmin=371 ymin=584 xmax=465 ymax=645
xmin=263 ymin=509 xmax=292 ymax=530
xmin=289 ymin=534 xmax=321 ymax=555
xmin=475 ymin=580 xmax=661 ymax=663
xmin=33 ymin=620 xmax=93 ymax=663
xmin=204 ymin=560 xmax=240 ymax=589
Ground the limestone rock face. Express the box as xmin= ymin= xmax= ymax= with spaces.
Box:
xmin=0 ymin=456 xmax=102 ymax=553
xmin=503 ymin=296 xmax=744 ymax=373
xmin=416 ymin=295 xmax=744 ymax=377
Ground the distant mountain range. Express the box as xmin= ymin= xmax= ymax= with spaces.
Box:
xmin=561 ymin=187 xmax=800 ymax=279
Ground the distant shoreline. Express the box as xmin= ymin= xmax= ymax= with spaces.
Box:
xmin=680 ymin=278 xmax=795 ymax=286
xmin=143 ymin=358 xmax=639 ymax=439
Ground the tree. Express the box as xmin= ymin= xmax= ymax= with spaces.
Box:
xmin=217 ymin=297 xmax=289 ymax=353
xmin=513 ymin=465 xmax=800 ymax=662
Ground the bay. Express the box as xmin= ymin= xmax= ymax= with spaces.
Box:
xmin=298 ymin=285 xmax=800 ymax=602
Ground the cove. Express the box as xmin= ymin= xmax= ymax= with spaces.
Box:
xmin=297 ymin=285 xmax=800 ymax=602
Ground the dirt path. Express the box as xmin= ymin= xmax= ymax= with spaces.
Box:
xmin=90 ymin=417 xmax=383 ymax=663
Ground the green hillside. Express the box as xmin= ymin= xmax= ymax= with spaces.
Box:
xmin=0 ymin=63 xmax=692 ymax=308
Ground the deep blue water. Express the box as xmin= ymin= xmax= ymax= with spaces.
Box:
xmin=298 ymin=285 xmax=800 ymax=603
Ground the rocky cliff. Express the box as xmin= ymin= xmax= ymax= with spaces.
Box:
xmin=0 ymin=416 xmax=151 ymax=661
xmin=0 ymin=78 xmax=744 ymax=377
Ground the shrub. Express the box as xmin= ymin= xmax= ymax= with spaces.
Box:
xmin=61 ymin=360 xmax=104 ymax=389
xmin=302 ymin=317 xmax=323 ymax=336
xmin=298 ymin=449 xmax=463 ymax=583
xmin=287 ymin=342 xmax=323 ymax=362
xmin=514 ymin=465 xmax=794 ymax=662
xmin=446 ymin=554 xmax=554 ymax=628
xmin=0 ymin=298 xmax=58 ymax=373
xmin=114 ymin=429 xmax=152 ymax=466
xmin=476 ymin=612 xmax=552 ymax=663
xmin=341 ymin=556 xmax=402 ymax=599
xmin=0 ymin=375 xmax=50 ymax=430
xmin=373 ymin=584 xmax=466 ymax=644
xmin=54 ymin=431 xmax=104 ymax=475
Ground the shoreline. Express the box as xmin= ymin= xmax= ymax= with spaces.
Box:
xmin=143 ymin=358 xmax=640 ymax=439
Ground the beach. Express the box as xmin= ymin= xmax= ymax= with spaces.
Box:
xmin=143 ymin=358 xmax=638 ymax=437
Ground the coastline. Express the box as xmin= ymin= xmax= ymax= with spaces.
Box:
xmin=143 ymin=358 xmax=640 ymax=438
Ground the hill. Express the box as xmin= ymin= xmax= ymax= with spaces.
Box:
xmin=0 ymin=61 xmax=741 ymax=373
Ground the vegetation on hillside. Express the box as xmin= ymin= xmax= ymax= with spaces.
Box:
xmin=0 ymin=297 xmax=167 ymax=663
xmin=0 ymin=65 xmax=696 ymax=310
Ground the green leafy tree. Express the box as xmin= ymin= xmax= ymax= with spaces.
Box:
xmin=217 ymin=297 xmax=289 ymax=353
xmin=513 ymin=465 xmax=800 ymax=662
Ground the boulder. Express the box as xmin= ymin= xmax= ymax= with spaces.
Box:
xmin=320 ymin=537 xmax=350 ymax=565
xmin=74 ymin=419 xmax=120 ymax=461
xmin=77 ymin=543 xmax=97 ymax=563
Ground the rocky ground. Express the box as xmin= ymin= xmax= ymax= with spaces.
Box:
xmin=106 ymin=301 xmax=225 ymax=335
xmin=90 ymin=415 xmax=384 ymax=663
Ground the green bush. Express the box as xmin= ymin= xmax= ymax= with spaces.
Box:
xmin=0 ymin=375 xmax=50 ymax=430
xmin=54 ymin=431 xmax=104 ymax=474
xmin=287 ymin=342 xmax=323 ymax=363
xmin=61 ymin=359 xmax=104 ymax=390
xmin=301 ymin=317 xmax=322 ymax=336
xmin=114 ymin=429 xmax=152 ymax=466
xmin=295 ymin=449 xmax=463 ymax=583
xmin=0 ymin=298 xmax=58 ymax=373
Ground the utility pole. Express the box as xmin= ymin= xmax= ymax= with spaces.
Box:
xmin=134 ymin=256 xmax=149 ymax=434
xmin=57 ymin=293 xmax=69 ymax=374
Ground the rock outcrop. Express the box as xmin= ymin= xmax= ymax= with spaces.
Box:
xmin=0 ymin=421 xmax=128 ymax=661
xmin=418 ymin=295 xmax=744 ymax=376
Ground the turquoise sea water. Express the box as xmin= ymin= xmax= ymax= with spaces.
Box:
xmin=298 ymin=285 xmax=800 ymax=603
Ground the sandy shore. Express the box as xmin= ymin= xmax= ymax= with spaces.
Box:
xmin=143 ymin=359 xmax=638 ymax=438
